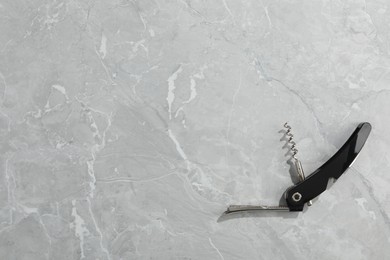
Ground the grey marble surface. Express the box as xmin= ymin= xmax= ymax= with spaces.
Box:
xmin=1 ymin=0 xmax=390 ymax=259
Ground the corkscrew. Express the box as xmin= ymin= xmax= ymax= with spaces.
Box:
xmin=224 ymin=122 xmax=372 ymax=214
xmin=283 ymin=122 xmax=312 ymax=206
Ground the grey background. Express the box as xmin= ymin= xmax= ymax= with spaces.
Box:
xmin=1 ymin=0 xmax=390 ymax=259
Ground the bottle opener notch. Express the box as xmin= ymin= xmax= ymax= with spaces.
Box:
xmin=225 ymin=122 xmax=371 ymax=215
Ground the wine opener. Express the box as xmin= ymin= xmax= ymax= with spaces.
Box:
xmin=225 ymin=122 xmax=372 ymax=214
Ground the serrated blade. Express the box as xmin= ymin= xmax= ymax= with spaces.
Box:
xmin=225 ymin=205 xmax=290 ymax=214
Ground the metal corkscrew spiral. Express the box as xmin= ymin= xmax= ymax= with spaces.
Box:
xmin=284 ymin=122 xmax=298 ymax=159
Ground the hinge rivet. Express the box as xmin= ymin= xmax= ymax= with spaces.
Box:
xmin=292 ymin=192 xmax=302 ymax=202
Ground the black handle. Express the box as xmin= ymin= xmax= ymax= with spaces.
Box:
xmin=284 ymin=122 xmax=372 ymax=211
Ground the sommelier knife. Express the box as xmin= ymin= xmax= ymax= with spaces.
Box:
xmin=225 ymin=122 xmax=372 ymax=214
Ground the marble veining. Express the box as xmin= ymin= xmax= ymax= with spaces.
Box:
xmin=1 ymin=0 xmax=390 ymax=259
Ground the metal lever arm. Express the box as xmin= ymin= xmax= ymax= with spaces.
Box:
xmin=284 ymin=122 xmax=372 ymax=211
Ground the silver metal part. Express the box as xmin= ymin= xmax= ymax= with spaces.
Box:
xmin=284 ymin=122 xmax=298 ymax=159
xmin=225 ymin=205 xmax=290 ymax=214
xmin=292 ymin=192 xmax=302 ymax=202
xmin=294 ymin=159 xmax=306 ymax=181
